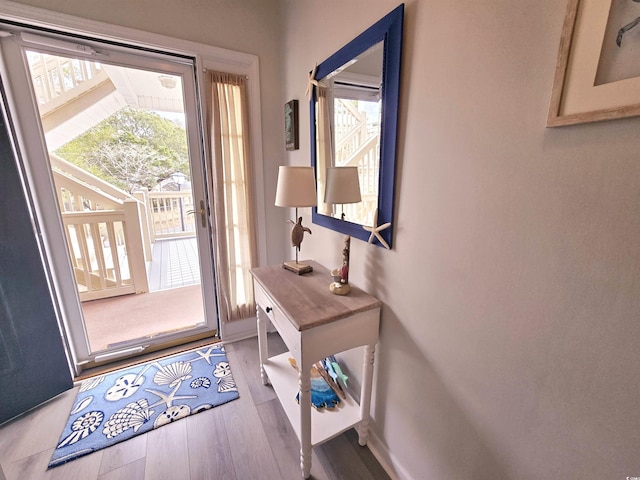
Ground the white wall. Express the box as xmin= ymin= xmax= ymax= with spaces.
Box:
xmin=283 ymin=1 xmax=640 ymax=479
xmin=11 ymin=1 xmax=640 ymax=478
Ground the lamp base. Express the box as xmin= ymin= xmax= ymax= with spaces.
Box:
xmin=283 ymin=260 xmax=313 ymax=275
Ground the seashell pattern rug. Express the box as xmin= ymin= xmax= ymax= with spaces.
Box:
xmin=48 ymin=343 xmax=239 ymax=468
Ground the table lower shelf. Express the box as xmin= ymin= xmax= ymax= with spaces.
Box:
xmin=263 ymin=351 xmax=362 ymax=447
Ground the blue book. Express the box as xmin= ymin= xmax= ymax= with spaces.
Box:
xmin=288 ymin=358 xmax=341 ymax=410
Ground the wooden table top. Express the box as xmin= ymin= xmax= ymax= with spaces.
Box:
xmin=250 ymin=261 xmax=381 ymax=331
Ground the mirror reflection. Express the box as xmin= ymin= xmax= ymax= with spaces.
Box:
xmin=310 ymin=4 xmax=403 ymax=248
xmin=316 ymin=42 xmax=383 ymax=226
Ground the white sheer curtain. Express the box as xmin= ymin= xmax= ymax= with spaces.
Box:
xmin=316 ymin=85 xmax=333 ymax=216
xmin=208 ymin=71 xmax=257 ymax=322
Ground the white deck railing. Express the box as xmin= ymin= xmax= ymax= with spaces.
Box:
xmin=334 ymin=100 xmax=369 ymax=166
xmin=28 ymin=52 xmax=107 ymax=114
xmin=136 ymin=190 xmax=196 ymax=240
xmin=335 ymin=134 xmax=379 ymax=226
xmin=61 ymin=202 xmax=148 ymax=301
xmin=51 ymin=154 xmax=196 ymax=301
xmin=329 ymin=100 xmax=380 ymax=226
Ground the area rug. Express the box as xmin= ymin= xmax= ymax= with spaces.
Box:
xmin=48 ymin=343 xmax=239 ymax=468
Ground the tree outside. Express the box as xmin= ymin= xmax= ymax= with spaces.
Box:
xmin=55 ymin=107 xmax=189 ymax=193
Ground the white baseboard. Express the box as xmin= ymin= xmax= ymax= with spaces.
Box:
xmin=219 ymin=315 xmax=257 ymax=343
xmin=364 ymin=427 xmax=412 ymax=480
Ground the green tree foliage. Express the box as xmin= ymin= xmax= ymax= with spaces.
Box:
xmin=55 ymin=107 xmax=189 ymax=193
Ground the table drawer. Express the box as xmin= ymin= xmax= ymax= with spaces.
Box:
xmin=254 ymin=282 xmax=299 ymax=354
xmin=254 ymin=282 xmax=276 ymax=321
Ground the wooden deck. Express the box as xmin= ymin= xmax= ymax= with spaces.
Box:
xmin=82 ymin=236 xmax=207 ymax=352
xmin=147 ymin=236 xmax=201 ymax=292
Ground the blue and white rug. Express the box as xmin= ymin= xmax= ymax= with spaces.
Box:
xmin=49 ymin=343 xmax=239 ymax=468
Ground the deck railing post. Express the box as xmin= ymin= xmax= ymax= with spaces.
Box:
xmin=133 ymin=189 xmax=153 ymax=261
xmin=123 ymin=199 xmax=149 ymax=294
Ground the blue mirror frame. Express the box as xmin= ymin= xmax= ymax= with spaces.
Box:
xmin=310 ymin=4 xmax=403 ymax=248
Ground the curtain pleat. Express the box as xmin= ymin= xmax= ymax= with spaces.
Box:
xmin=208 ymin=71 xmax=257 ymax=322
xmin=316 ymin=85 xmax=333 ymax=216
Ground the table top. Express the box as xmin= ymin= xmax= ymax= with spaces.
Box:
xmin=250 ymin=261 xmax=381 ymax=331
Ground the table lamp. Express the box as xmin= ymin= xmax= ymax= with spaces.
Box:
xmin=275 ymin=166 xmax=317 ymax=274
xmin=324 ymin=166 xmax=362 ymax=220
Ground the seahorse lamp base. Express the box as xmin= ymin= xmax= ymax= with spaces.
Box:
xmin=283 ymin=260 xmax=313 ymax=275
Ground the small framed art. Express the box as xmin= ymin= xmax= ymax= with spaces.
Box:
xmin=285 ymin=99 xmax=299 ymax=150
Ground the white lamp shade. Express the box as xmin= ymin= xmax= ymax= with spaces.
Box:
xmin=275 ymin=166 xmax=317 ymax=207
xmin=324 ymin=166 xmax=362 ymax=204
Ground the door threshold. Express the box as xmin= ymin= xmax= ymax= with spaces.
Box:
xmin=74 ymin=332 xmax=220 ymax=382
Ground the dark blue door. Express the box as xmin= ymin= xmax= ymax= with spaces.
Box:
xmin=0 ymin=97 xmax=72 ymax=425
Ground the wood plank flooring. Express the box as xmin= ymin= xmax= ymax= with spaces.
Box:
xmin=0 ymin=334 xmax=390 ymax=480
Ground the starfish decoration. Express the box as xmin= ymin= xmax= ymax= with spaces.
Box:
xmin=146 ymin=382 xmax=197 ymax=409
xmin=191 ymin=346 xmax=226 ymax=365
xmin=362 ymin=208 xmax=391 ymax=249
xmin=305 ymin=63 xmax=326 ymax=99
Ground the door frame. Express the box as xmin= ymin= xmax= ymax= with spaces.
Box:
xmin=0 ymin=2 xmax=267 ymax=374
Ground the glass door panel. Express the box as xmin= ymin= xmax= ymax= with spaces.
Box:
xmin=0 ymin=31 xmax=218 ymax=367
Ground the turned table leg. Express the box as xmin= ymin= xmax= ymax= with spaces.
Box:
xmin=256 ymin=305 xmax=269 ymax=385
xmin=298 ymin=366 xmax=312 ymax=478
xmin=358 ymin=343 xmax=376 ymax=446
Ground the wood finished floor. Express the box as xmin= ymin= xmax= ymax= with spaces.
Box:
xmin=0 ymin=334 xmax=390 ymax=480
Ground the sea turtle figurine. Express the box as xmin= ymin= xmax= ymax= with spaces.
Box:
xmin=289 ymin=216 xmax=312 ymax=251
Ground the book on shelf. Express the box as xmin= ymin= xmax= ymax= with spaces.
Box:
xmin=288 ymin=356 xmax=350 ymax=410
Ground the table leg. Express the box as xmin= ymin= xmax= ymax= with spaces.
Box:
xmin=256 ymin=305 xmax=269 ymax=385
xmin=298 ymin=366 xmax=312 ymax=478
xmin=358 ymin=343 xmax=376 ymax=446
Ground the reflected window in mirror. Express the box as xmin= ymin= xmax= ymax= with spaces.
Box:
xmin=310 ymin=4 xmax=404 ymax=248
xmin=317 ymin=42 xmax=382 ymax=226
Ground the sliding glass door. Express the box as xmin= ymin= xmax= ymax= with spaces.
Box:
xmin=0 ymin=28 xmax=218 ymax=371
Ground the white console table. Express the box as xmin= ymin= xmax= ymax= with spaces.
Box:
xmin=250 ymin=261 xmax=381 ymax=479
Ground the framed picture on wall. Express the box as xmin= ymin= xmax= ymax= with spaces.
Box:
xmin=285 ymin=99 xmax=299 ymax=150
xmin=547 ymin=0 xmax=640 ymax=126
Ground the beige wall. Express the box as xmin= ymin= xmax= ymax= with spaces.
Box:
xmin=284 ymin=1 xmax=640 ymax=479
xmin=11 ymin=0 xmax=640 ymax=478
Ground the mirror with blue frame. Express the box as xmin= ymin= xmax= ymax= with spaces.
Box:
xmin=310 ymin=4 xmax=403 ymax=248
